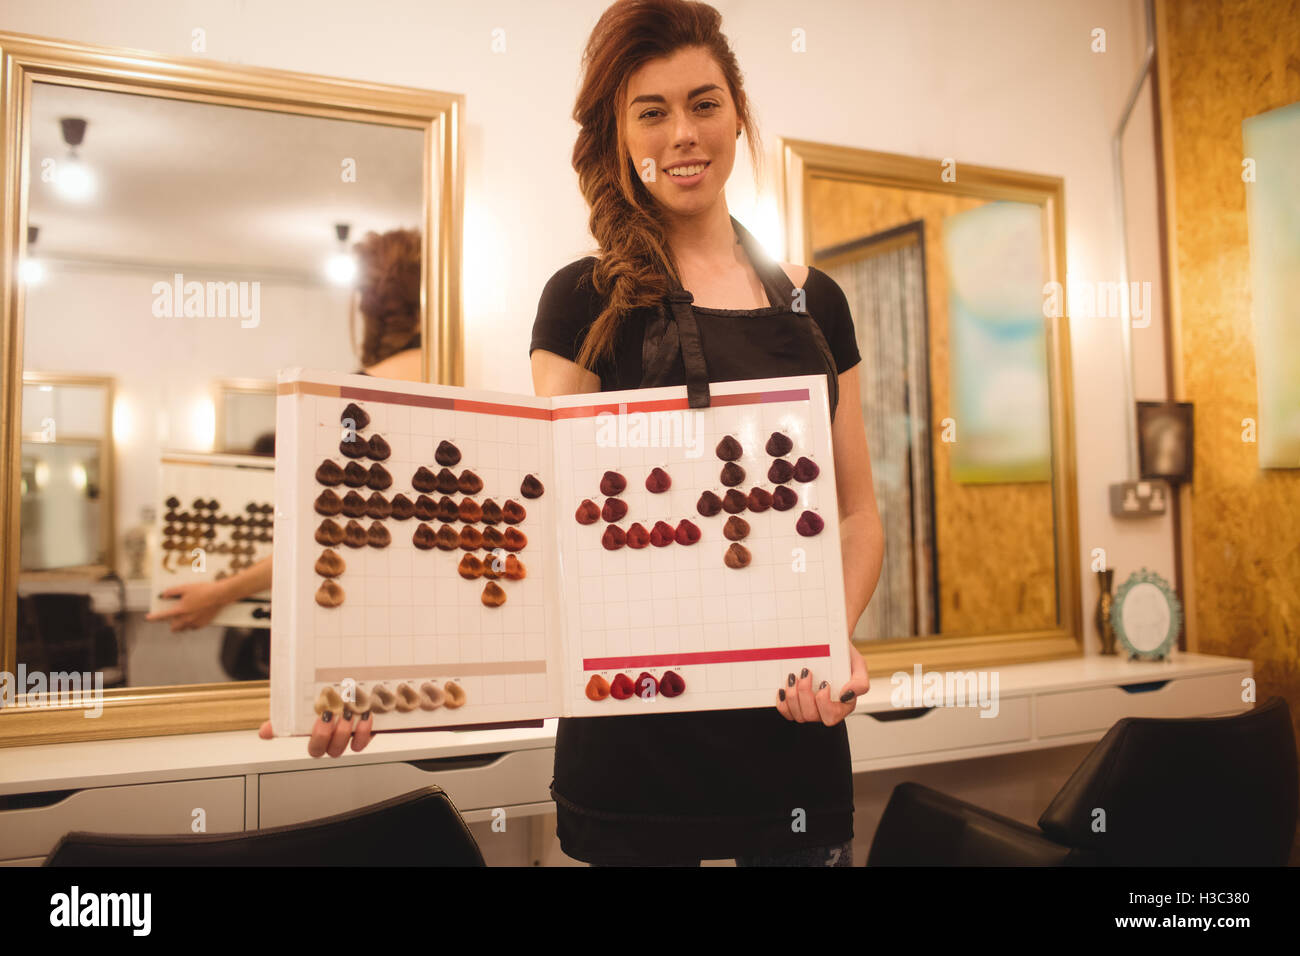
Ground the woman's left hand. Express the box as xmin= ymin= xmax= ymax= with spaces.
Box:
xmin=777 ymin=643 xmax=870 ymax=726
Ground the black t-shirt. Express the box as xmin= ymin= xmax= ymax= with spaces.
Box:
xmin=529 ymin=256 xmax=861 ymax=386
xmin=528 ymin=255 xmax=860 ymax=864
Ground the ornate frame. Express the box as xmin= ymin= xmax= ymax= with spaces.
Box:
xmin=1113 ymin=567 xmax=1182 ymax=660
xmin=0 ymin=31 xmax=464 ymax=746
xmin=777 ymin=137 xmax=1083 ymax=673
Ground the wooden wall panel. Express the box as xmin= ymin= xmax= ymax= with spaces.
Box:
xmin=1161 ymin=0 xmax=1300 ymax=757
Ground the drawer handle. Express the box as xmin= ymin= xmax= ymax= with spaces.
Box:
xmin=866 ymin=706 xmax=934 ymax=722
xmin=0 ymin=788 xmax=80 ymax=811
xmin=1119 ymin=680 xmax=1172 ymax=694
xmin=406 ymin=752 xmax=507 ymax=772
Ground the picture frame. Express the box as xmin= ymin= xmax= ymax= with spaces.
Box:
xmin=1137 ymin=401 xmax=1194 ymax=484
xmin=1112 ymin=567 xmax=1183 ymax=661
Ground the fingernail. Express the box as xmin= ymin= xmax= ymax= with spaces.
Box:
xmin=343 ymin=707 xmax=353 ymax=722
xmin=778 ymin=688 xmax=786 ymax=701
xmin=800 ymin=667 xmax=809 ymax=679
xmin=819 ymin=681 xmax=828 ymax=690
xmin=321 ymin=710 xmax=333 ymax=722
xmin=787 ymin=673 xmax=796 ymax=687
xmin=361 ymin=710 xmax=371 ymax=721
xmin=839 ymin=690 xmax=856 ymax=703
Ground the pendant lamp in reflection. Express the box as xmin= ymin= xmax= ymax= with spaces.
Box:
xmin=55 ymin=117 xmax=95 ymax=201
xmin=21 ymin=225 xmax=44 ymax=284
xmin=326 ymin=222 xmax=357 ymax=285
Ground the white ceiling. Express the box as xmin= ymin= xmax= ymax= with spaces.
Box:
xmin=25 ymin=81 xmax=426 ymax=280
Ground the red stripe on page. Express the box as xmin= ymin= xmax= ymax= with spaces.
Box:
xmin=552 ymin=388 xmax=809 ymax=419
xmin=583 ymin=644 xmax=831 ymax=671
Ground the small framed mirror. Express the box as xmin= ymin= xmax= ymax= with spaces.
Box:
xmin=19 ymin=373 xmax=114 ymax=573
xmin=214 ymin=379 xmax=276 ymax=456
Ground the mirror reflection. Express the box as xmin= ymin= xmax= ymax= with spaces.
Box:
xmin=215 ymin=381 xmax=277 ymax=455
xmin=807 ymin=175 xmax=1058 ymax=642
xmin=13 ymin=80 xmax=426 ymax=692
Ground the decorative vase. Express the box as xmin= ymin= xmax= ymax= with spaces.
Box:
xmin=1095 ymin=568 xmax=1117 ymax=655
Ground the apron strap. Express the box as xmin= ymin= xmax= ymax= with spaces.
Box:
xmin=665 ymin=290 xmax=713 ymax=409
xmin=650 ymin=215 xmax=842 ymax=418
xmin=730 ymin=216 xmax=794 ymax=314
xmin=731 ymin=217 xmax=842 ymax=420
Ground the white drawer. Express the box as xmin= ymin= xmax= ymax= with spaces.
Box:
xmin=0 ymin=777 xmax=245 ymax=862
xmin=1035 ymin=673 xmax=1247 ymax=738
xmin=847 ymin=696 xmax=1031 ymax=761
xmin=258 ymin=747 xmax=554 ymax=829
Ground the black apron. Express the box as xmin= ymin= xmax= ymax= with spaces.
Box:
xmin=551 ymin=215 xmax=854 ymax=864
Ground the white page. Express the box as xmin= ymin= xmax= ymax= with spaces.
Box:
xmin=550 ymin=373 xmax=852 ymax=716
xmin=270 ymin=368 xmax=562 ymax=735
xmin=271 ymin=368 xmax=852 ymax=735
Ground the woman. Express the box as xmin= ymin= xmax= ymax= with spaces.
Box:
xmin=528 ymin=0 xmax=884 ymax=866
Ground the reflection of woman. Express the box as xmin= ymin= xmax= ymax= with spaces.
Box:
xmin=526 ymin=0 xmax=884 ymax=866
xmin=144 ymin=229 xmax=424 ymax=746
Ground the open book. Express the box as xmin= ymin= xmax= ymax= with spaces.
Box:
xmin=150 ymin=452 xmax=274 ymax=629
xmin=270 ymin=367 xmax=850 ymax=735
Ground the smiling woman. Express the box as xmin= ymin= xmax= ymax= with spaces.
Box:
xmin=530 ymin=0 xmax=885 ymax=868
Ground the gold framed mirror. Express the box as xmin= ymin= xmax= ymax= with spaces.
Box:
xmin=0 ymin=31 xmax=464 ymax=746
xmin=213 ymin=378 xmax=276 ymax=455
xmin=779 ymin=138 xmax=1082 ymax=673
xmin=19 ymin=372 xmax=115 ymax=577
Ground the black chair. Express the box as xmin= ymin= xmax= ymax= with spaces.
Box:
xmin=868 ymin=696 xmax=1298 ymax=866
xmin=43 ymin=785 xmax=485 ymax=866
xmin=16 ymin=591 xmax=124 ymax=686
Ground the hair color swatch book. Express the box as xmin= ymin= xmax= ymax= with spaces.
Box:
xmin=269 ymin=367 xmax=851 ymax=735
xmin=151 ymin=452 xmax=275 ymax=629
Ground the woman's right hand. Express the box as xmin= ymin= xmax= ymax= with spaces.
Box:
xmin=145 ymin=580 xmax=233 ymax=631
xmin=258 ymin=711 xmax=374 ymax=757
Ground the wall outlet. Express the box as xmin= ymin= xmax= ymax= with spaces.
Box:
xmin=1109 ymin=479 xmax=1170 ymax=517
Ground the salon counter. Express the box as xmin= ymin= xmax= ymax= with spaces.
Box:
xmin=0 ymin=652 xmax=1253 ymax=864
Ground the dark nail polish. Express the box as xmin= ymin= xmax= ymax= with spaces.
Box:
xmin=839 ymin=690 xmax=856 ymax=703
xmin=778 ymin=688 xmax=786 ymax=701
xmin=800 ymin=667 xmax=809 ymax=679
xmin=321 ymin=710 xmax=333 ymax=722
xmin=787 ymin=673 xmax=796 ymax=687
xmin=819 ymin=681 xmax=828 ymax=690
xmin=343 ymin=707 xmax=353 ymax=722
xmin=361 ymin=710 xmax=371 ymax=721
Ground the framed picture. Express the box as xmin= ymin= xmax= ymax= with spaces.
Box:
xmin=1137 ymin=401 xmax=1194 ymax=484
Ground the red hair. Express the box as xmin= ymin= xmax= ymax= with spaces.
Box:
xmin=353 ymin=228 xmax=422 ymax=367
